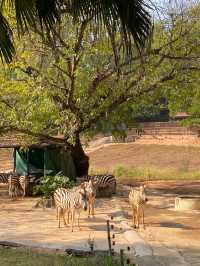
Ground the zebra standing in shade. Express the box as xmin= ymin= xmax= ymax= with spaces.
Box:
xmin=129 ymin=185 xmax=148 ymax=229
xmin=54 ymin=183 xmax=88 ymax=231
xmin=76 ymin=174 xmax=117 ymax=195
xmin=8 ymin=174 xmax=29 ymax=198
xmin=8 ymin=175 xmax=23 ymax=199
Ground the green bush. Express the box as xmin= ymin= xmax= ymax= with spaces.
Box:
xmin=33 ymin=175 xmax=74 ymax=198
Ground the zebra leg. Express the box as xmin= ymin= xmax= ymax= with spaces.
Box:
xmin=77 ymin=212 xmax=81 ymax=230
xmin=88 ymin=201 xmax=91 ymax=218
xmin=71 ymin=210 xmax=75 ymax=232
xmin=136 ymin=206 xmax=140 ymax=228
xmin=58 ymin=207 xmax=61 ymax=228
xmin=142 ymin=208 xmax=145 ymax=229
xmin=67 ymin=210 xmax=71 ymax=224
xmin=132 ymin=207 xmax=135 ymax=227
xmin=92 ymin=198 xmax=95 ymax=217
xmin=63 ymin=210 xmax=68 ymax=226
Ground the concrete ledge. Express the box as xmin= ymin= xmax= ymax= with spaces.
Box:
xmin=120 ymin=221 xmax=152 ymax=257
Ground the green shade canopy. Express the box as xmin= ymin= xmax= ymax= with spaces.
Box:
xmin=15 ymin=146 xmax=76 ymax=180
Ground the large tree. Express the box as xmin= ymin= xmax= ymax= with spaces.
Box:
xmin=0 ymin=2 xmax=199 ymax=175
xmin=0 ymin=0 xmax=152 ymax=63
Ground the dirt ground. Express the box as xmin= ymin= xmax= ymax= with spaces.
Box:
xmin=0 ymin=182 xmax=200 ymax=265
xmin=87 ymin=143 xmax=200 ymax=171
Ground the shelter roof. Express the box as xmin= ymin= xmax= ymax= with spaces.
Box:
xmin=0 ymin=133 xmax=69 ymax=149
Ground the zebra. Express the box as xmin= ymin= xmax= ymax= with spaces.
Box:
xmin=8 ymin=175 xmax=24 ymax=199
xmin=84 ymin=180 xmax=97 ymax=218
xmin=76 ymin=174 xmax=117 ymax=194
xmin=54 ymin=183 xmax=88 ymax=232
xmin=0 ymin=172 xmax=13 ymax=184
xmin=19 ymin=175 xmax=29 ymax=197
xmin=7 ymin=174 xmax=29 ymax=198
xmin=129 ymin=185 xmax=148 ymax=229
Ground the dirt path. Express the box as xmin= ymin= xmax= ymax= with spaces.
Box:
xmin=0 ymin=182 xmax=200 ymax=265
xmin=119 ymin=183 xmax=200 ymax=266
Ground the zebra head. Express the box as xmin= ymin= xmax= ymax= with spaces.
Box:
xmin=79 ymin=184 xmax=88 ymax=211
xmin=84 ymin=180 xmax=96 ymax=198
xmin=140 ymin=185 xmax=148 ymax=202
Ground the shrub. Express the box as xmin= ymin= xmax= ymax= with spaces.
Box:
xmin=33 ymin=175 xmax=74 ymax=198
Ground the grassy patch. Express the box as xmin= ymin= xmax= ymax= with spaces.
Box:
xmin=89 ymin=165 xmax=200 ymax=183
xmin=0 ymin=247 xmax=121 ymax=266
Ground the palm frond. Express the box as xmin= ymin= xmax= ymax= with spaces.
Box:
xmin=0 ymin=11 xmax=15 ymax=63
xmin=71 ymin=0 xmax=152 ymax=50
xmin=0 ymin=0 xmax=152 ymax=63
xmin=1 ymin=0 xmax=60 ymax=33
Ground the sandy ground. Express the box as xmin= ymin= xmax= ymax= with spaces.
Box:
xmin=0 ymin=182 xmax=200 ymax=265
xmin=0 ymin=184 xmax=129 ymax=253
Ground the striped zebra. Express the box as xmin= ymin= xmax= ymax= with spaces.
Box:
xmin=77 ymin=174 xmax=117 ymax=195
xmin=0 ymin=172 xmax=13 ymax=184
xmin=8 ymin=175 xmax=29 ymax=198
xmin=84 ymin=180 xmax=96 ymax=218
xmin=19 ymin=175 xmax=29 ymax=197
xmin=8 ymin=175 xmax=24 ymax=199
xmin=129 ymin=185 xmax=148 ymax=229
xmin=54 ymin=184 xmax=88 ymax=231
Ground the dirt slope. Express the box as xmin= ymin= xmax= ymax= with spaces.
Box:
xmin=87 ymin=144 xmax=200 ymax=171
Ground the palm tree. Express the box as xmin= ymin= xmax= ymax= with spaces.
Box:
xmin=0 ymin=0 xmax=152 ymax=63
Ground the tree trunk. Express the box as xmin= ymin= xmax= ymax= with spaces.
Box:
xmin=71 ymin=132 xmax=89 ymax=177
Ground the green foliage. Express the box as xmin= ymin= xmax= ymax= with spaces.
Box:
xmin=0 ymin=2 xmax=199 ymax=143
xmin=33 ymin=175 xmax=74 ymax=199
xmin=0 ymin=247 xmax=121 ymax=266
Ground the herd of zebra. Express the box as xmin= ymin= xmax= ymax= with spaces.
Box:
xmin=0 ymin=172 xmax=148 ymax=231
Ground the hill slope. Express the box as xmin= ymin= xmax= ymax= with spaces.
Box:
xmin=87 ymin=144 xmax=200 ymax=172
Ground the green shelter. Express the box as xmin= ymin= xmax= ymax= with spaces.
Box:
xmin=0 ymin=134 xmax=76 ymax=180
xmin=14 ymin=145 xmax=76 ymax=179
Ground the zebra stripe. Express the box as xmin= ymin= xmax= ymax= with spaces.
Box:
xmin=8 ymin=175 xmax=23 ymax=198
xmin=77 ymin=174 xmax=117 ymax=192
xmin=54 ymin=185 xmax=88 ymax=231
xmin=19 ymin=175 xmax=29 ymax=197
xmin=0 ymin=172 xmax=13 ymax=184
xmin=84 ymin=180 xmax=96 ymax=217
xmin=129 ymin=185 xmax=148 ymax=229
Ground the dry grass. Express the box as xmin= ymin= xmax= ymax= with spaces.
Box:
xmin=88 ymin=144 xmax=200 ymax=182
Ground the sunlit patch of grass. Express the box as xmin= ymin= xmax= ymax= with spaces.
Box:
xmin=89 ymin=165 xmax=200 ymax=183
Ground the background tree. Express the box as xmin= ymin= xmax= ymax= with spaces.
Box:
xmin=0 ymin=1 xmax=199 ymax=175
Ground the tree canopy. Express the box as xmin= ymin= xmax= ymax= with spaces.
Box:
xmin=0 ymin=1 xmax=199 ymax=145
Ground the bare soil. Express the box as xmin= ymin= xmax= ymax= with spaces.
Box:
xmin=87 ymin=143 xmax=200 ymax=171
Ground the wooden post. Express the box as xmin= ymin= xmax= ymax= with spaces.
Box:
xmin=13 ymin=148 xmax=16 ymax=174
xmin=106 ymin=220 xmax=112 ymax=256
xmin=26 ymin=149 xmax=30 ymax=196
xmin=120 ymin=249 xmax=124 ymax=266
xmin=27 ymin=149 xmax=30 ymax=176
xmin=43 ymin=148 xmax=46 ymax=177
